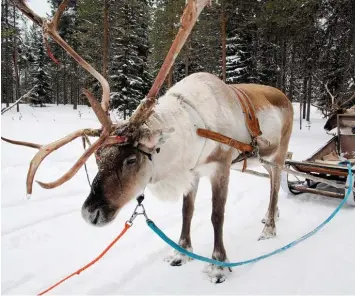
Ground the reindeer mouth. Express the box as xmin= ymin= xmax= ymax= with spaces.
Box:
xmin=81 ymin=199 xmax=118 ymax=227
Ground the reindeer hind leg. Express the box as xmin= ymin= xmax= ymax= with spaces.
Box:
xmin=259 ymin=124 xmax=291 ymax=240
xmin=259 ymin=163 xmax=281 ymax=240
xmin=261 ymin=164 xmax=280 ymax=224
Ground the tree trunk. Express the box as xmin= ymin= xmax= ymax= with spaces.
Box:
xmin=275 ymin=33 xmax=281 ymax=89
xmin=5 ymin=0 xmax=10 ymax=107
xmin=102 ymin=0 xmax=109 ymax=80
xmin=300 ymin=100 xmax=302 ymax=130
xmin=13 ymin=47 xmax=21 ymax=112
xmin=63 ymin=51 xmax=67 ymax=105
xmin=13 ymin=5 xmax=20 ymax=112
xmin=1 ymin=1 xmax=5 ymax=104
xmin=351 ymin=0 xmax=355 ymax=81
xmin=70 ymin=76 xmax=73 ymax=105
xmin=56 ymin=64 xmax=59 ymax=105
xmin=306 ymin=75 xmax=312 ymax=122
xmin=73 ymin=62 xmax=78 ymax=110
xmin=281 ymin=36 xmax=287 ymax=92
xmin=288 ymin=43 xmax=295 ymax=102
xmin=70 ymin=62 xmax=73 ymax=105
xmin=302 ymin=75 xmax=307 ymax=119
xmin=221 ymin=3 xmax=226 ymax=83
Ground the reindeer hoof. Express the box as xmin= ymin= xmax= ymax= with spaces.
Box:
xmin=203 ymin=263 xmax=228 ymax=284
xmin=164 ymin=249 xmax=192 ymax=266
xmin=170 ymin=259 xmax=182 ymax=266
xmin=211 ymin=274 xmax=226 ymax=284
xmin=258 ymin=225 xmax=276 ymax=240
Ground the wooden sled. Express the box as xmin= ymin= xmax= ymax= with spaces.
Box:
xmin=281 ymin=114 xmax=355 ymax=206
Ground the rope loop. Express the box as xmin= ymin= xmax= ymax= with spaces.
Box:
xmin=148 ymin=162 xmax=353 ymax=268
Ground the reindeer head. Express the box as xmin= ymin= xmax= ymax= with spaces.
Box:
xmin=81 ymin=127 xmax=172 ymax=226
xmin=324 ymin=108 xmax=346 ymax=131
xmin=324 ymin=105 xmax=355 ymax=131
xmin=3 ymin=0 xmax=209 ymax=226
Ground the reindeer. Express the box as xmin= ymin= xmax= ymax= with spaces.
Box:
xmin=324 ymin=105 xmax=355 ymax=133
xmin=321 ymin=86 xmax=355 ymax=133
xmin=3 ymin=0 xmax=293 ymax=284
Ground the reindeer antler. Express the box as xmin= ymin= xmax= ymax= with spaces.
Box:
xmin=4 ymin=0 xmax=124 ymax=195
xmin=3 ymin=129 xmax=101 ymax=194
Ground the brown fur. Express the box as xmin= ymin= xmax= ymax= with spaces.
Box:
xmin=237 ymin=84 xmax=292 ymax=110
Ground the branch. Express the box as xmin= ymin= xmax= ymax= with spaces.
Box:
xmin=313 ymin=74 xmax=337 ymax=108
xmin=1 ymin=86 xmax=35 ymax=115
xmin=324 ymin=82 xmax=336 ymax=106
xmin=310 ymin=103 xmax=327 ymax=111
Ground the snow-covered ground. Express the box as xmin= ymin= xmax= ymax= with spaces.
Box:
xmin=1 ymin=103 xmax=355 ymax=295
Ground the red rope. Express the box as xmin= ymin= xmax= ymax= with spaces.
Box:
xmin=46 ymin=45 xmax=60 ymax=65
xmin=43 ymin=36 xmax=60 ymax=65
xmin=38 ymin=222 xmax=132 ymax=295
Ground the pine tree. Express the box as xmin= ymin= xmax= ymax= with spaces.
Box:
xmin=6 ymin=0 xmax=354 ymax=118
xmin=18 ymin=29 xmax=33 ymax=95
xmin=28 ymin=25 xmax=52 ymax=106
xmin=109 ymin=0 xmax=152 ymax=118
xmin=1 ymin=0 xmax=15 ymax=107
xmin=48 ymin=0 xmax=81 ymax=106
xmin=175 ymin=2 xmax=222 ymax=82
xmin=74 ymin=0 xmax=103 ymax=101
xmin=149 ymin=0 xmax=185 ymax=89
xmin=150 ymin=0 xmax=222 ymax=87
xmin=225 ymin=0 xmax=261 ymax=84
xmin=315 ymin=0 xmax=355 ymax=109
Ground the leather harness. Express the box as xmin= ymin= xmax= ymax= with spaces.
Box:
xmin=229 ymin=85 xmax=262 ymax=138
xmin=196 ymin=85 xmax=262 ymax=171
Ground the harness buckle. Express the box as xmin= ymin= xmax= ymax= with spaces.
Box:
xmin=126 ymin=195 xmax=149 ymax=225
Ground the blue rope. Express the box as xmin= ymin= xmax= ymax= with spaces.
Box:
xmin=147 ymin=163 xmax=353 ymax=268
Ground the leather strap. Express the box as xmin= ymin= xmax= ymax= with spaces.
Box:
xmin=230 ymin=85 xmax=262 ymax=138
xmin=196 ymin=85 xmax=262 ymax=171
xmin=197 ymin=128 xmax=254 ymax=152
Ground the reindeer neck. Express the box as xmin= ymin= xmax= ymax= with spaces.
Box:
xmin=144 ymin=95 xmax=204 ymax=195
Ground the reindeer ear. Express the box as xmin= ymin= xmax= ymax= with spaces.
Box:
xmin=139 ymin=127 xmax=174 ymax=149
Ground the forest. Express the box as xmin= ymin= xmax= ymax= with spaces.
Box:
xmin=1 ymin=0 xmax=354 ymax=123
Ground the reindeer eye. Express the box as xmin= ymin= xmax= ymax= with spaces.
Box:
xmin=125 ymin=155 xmax=137 ymax=165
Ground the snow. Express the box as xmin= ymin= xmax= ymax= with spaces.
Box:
xmin=1 ymin=103 xmax=355 ymax=294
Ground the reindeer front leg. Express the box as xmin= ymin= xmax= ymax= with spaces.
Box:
xmin=165 ymin=178 xmax=199 ymax=266
xmin=204 ymin=161 xmax=230 ymax=283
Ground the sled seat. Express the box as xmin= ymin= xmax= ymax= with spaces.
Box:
xmin=285 ymin=159 xmax=354 ymax=178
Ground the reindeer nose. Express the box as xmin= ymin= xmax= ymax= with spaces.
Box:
xmin=90 ymin=208 xmax=102 ymax=225
xmin=81 ymin=202 xmax=104 ymax=226
xmin=81 ymin=187 xmax=118 ymax=227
